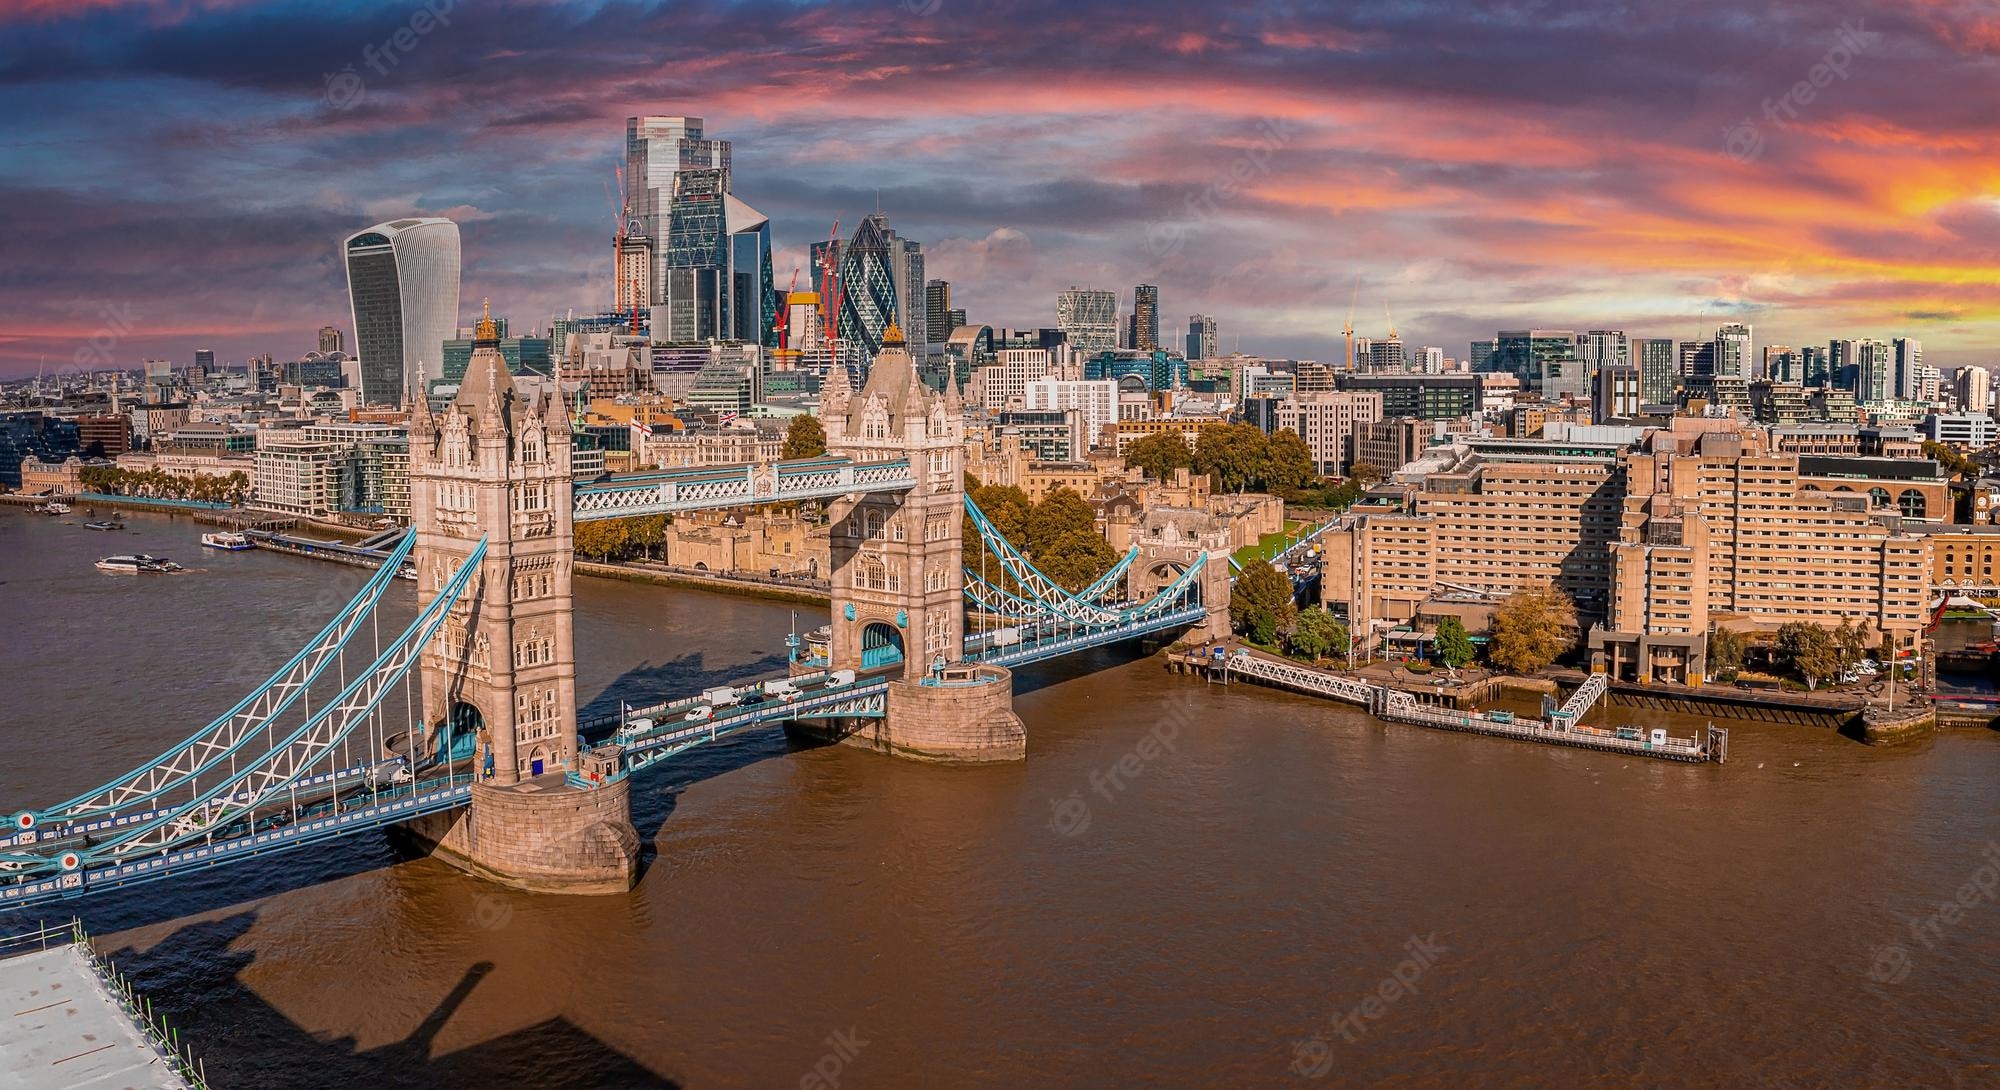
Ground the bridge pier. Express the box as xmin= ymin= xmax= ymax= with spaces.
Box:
xmin=397 ymin=775 xmax=639 ymax=896
xmin=793 ymin=664 xmax=1026 ymax=762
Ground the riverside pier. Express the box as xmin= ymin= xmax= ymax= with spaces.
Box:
xmin=1176 ymin=646 xmax=1728 ymax=764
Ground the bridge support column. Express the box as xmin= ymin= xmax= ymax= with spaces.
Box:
xmin=399 ymin=774 xmax=638 ymax=896
xmin=798 ymin=664 xmax=1026 ymax=763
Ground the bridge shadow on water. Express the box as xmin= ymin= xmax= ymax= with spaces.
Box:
xmin=104 ymin=911 xmax=679 ymax=1089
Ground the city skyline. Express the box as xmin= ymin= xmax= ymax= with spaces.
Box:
xmin=2 ymin=0 xmax=1997 ymax=378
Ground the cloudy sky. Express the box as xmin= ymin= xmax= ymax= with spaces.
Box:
xmin=1 ymin=0 xmax=1996 ymax=379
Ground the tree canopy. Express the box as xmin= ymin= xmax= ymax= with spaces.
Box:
xmin=1487 ymin=585 xmax=1578 ymax=674
xmin=1434 ymin=616 xmax=1475 ymax=668
xmin=1230 ymin=560 xmax=1297 ymax=645
xmin=1263 ymin=429 xmax=1316 ymax=493
xmin=781 ymin=413 xmax=828 ymax=460
xmin=1124 ymin=431 xmax=1194 ymax=482
xmin=1288 ymin=606 xmax=1349 ymax=662
xmin=1775 ymin=621 xmax=1842 ymax=689
xmin=1193 ymin=423 xmax=1270 ymax=493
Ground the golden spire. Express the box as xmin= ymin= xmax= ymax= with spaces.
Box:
xmin=881 ymin=319 xmax=905 ymax=347
xmin=475 ymin=298 xmax=499 ymax=342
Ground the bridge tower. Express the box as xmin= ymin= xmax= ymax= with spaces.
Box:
xmin=401 ymin=307 xmax=638 ymax=894
xmin=816 ymin=322 xmax=1025 ymax=761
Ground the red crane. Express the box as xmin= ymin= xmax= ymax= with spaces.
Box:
xmin=773 ymin=266 xmax=799 ymax=350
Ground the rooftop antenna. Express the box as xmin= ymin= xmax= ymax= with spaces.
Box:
xmin=1343 ymin=276 xmax=1360 ymax=372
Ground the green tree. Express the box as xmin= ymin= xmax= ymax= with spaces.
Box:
xmin=1025 ymin=487 xmax=1095 ymax=558
xmin=781 ymin=413 xmax=828 ymax=460
xmin=1264 ymin=428 xmax=1316 ymax=493
xmin=1347 ymin=460 xmax=1385 ymax=488
xmin=1435 ymin=615 xmax=1475 ymax=668
xmin=627 ymin=514 xmax=669 ymax=560
xmin=574 ymin=519 xmax=630 ymax=562
xmin=1230 ymin=560 xmax=1296 ymax=645
xmin=1775 ymin=621 xmax=1841 ymax=689
xmin=1037 ymin=528 xmax=1121 ymax=594
xmin=1707 ymin=625 xmax=1746 ymax=672
xmin=1832 ymin=617 xmax=1870 ymax=669
xmin=1487 ymin=585 xmax=1578 ymax=674
xmin=1193 ymin=423 xmax=1270 ymax=493
xmin=1288 ymin=606 xmax=1348 ymax=661
xmin=1124 ymin=431 xmax=1194 ymax=482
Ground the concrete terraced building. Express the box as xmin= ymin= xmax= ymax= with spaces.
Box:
xmin=1322 ymin=421 xmax=1933 ymax=682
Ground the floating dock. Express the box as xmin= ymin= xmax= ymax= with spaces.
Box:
xmin=247 ymin=528 xmax=413 ymax=578
xmin=0 ymin=920 xmax=207 ymax=1089
xmin=1177 ymin=648 xmax=1727 ymax=763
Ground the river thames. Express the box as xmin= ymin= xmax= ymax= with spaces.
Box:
xmin=3 ymin=508 xmax=1999 ymax=1088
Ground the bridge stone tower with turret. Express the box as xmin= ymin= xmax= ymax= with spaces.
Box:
xmin=815 ymin=323 xmax=1025 ymax=761
xmin=401 ymin=306 xmax=639 ymax=894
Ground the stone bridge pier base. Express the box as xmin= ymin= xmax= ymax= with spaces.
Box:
xmin=397 ymin=751 xmax=639 ymax=895
xmin=794 ymin=665 xmax=1026 ymax=763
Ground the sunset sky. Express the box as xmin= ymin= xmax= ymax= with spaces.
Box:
xmin=2 ymin=0 xmax=1997 ymax=378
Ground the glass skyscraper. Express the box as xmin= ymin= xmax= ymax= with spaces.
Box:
xmin=625 ymin=116 xmax=773 ymax=347
xmin=342 ymin=217 xmax=461 ymax=405
xmin=811 ymin=212 xmax=925 ymax=375
xmin=1057 ymin=288 xmax=1119 ymax=357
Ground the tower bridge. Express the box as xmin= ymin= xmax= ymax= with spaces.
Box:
xmin=0 ymin=319 xmax=1225 ymax=912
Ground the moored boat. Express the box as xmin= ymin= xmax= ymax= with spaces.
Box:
xmin=201 ymin=531 xmax=252 ymax=550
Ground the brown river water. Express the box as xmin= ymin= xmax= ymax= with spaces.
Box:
xmin=2 ymin=508 xmax=1998 ymax=1088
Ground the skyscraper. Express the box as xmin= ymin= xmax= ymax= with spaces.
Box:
xmin=624 ymin=115 xmax=772 ymax=346
xmin=1857 ymin=339 xmax=1895 ymax=404
xmin=1187 ymin=314 xmax=1217 ymax=361
xmin=925 ymin=280 xmax=953 ymax=344
xmin=342 ymin=217 xmax=461 ymax=404
xmin=193 ymin=348 xmax=215 ymax=374
xmin=1894 ymin=337 xmax=1924 ymax=400
xmin=1483 ymin=330 xmax=1579 ymax=398
xmin=1056 ymin=288 xmax=1119 ymax=358
xmin=1763 ymin=345 xmax=1803 ymax=384
xmin=1635 ymin=337 xmax=1677 ymax=405
xmin=1367 ymin=336 xmax=1405 ymax=373
xmin=1714 ymin=323 xmax=1753 ymax=379
xmin=810 ymin=212 xmax=926 ymax=374
xmin=1130 ymin=285 xmax=1159 ymax=352
xmin=1955 ymin=365 xmax=1992 ymax=418
xmin=1577 ymin=330 xmax=1629 ymax=386
xmin=318 ymin=325 xmax=344 ymax=355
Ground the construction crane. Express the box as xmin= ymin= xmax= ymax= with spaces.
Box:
xmin=773 ymin=267 xmax=799 ymax=350
xmin=819 ymin=219 xmax=845 ymax=369
xmin=1343 ymin=277 xmax=1359 ymax=372
xmin=606 ymin=166 xmax=643 ymax=334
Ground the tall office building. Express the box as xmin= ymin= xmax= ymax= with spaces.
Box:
xmin=1413 ymin=345 xmax=1446 ymax=374
xmin=1468 ymin=339 xmax=1498 ymax=373
xmin=1714 ymin=323 xmax=1753 ymax=379
xmin=1955 ymin=366 xmax=1992 ymax=418
xmin=624 ymin=115 xmax=773 ymax=346
xmin=1857 ymin=339 xmax=1895 ymax=404
xmin=1187 ymin=314 xmax=1217 ymax=361
xmin=925 ymin=280 xmax=954 ymax=344
xmin=342 ymin=217 xmax=462 ymax=405
xmin=318 ymin=326 xmax=344 ymax=355
xmin=810 ymin=212 xmax=926 ymax=374
xmin=1482 ymin=330 xmax=1579 ymax=398
xmin=1801 ymin=345 xmax=1831 ymax=388
xmin=1367 ymin=336 xmax=1406 ymax=373
xmin=1894 ymin=337 xmax=1924 ymax=400
xmin=1681 ymin=340 xmax=1715 ymax=379
xmin=1763 ymin=345 xmax=1803 ymax=384
xmin=1129 ymin=284 xmax=1160 ymax=352
xmin=1635 ymin=337 xmax=1678 ymax=405
xmin=1577 ymin=330 xmax=1629 ymax=388
xmin=1057 ymin=288 xmax=1120 ymax=357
